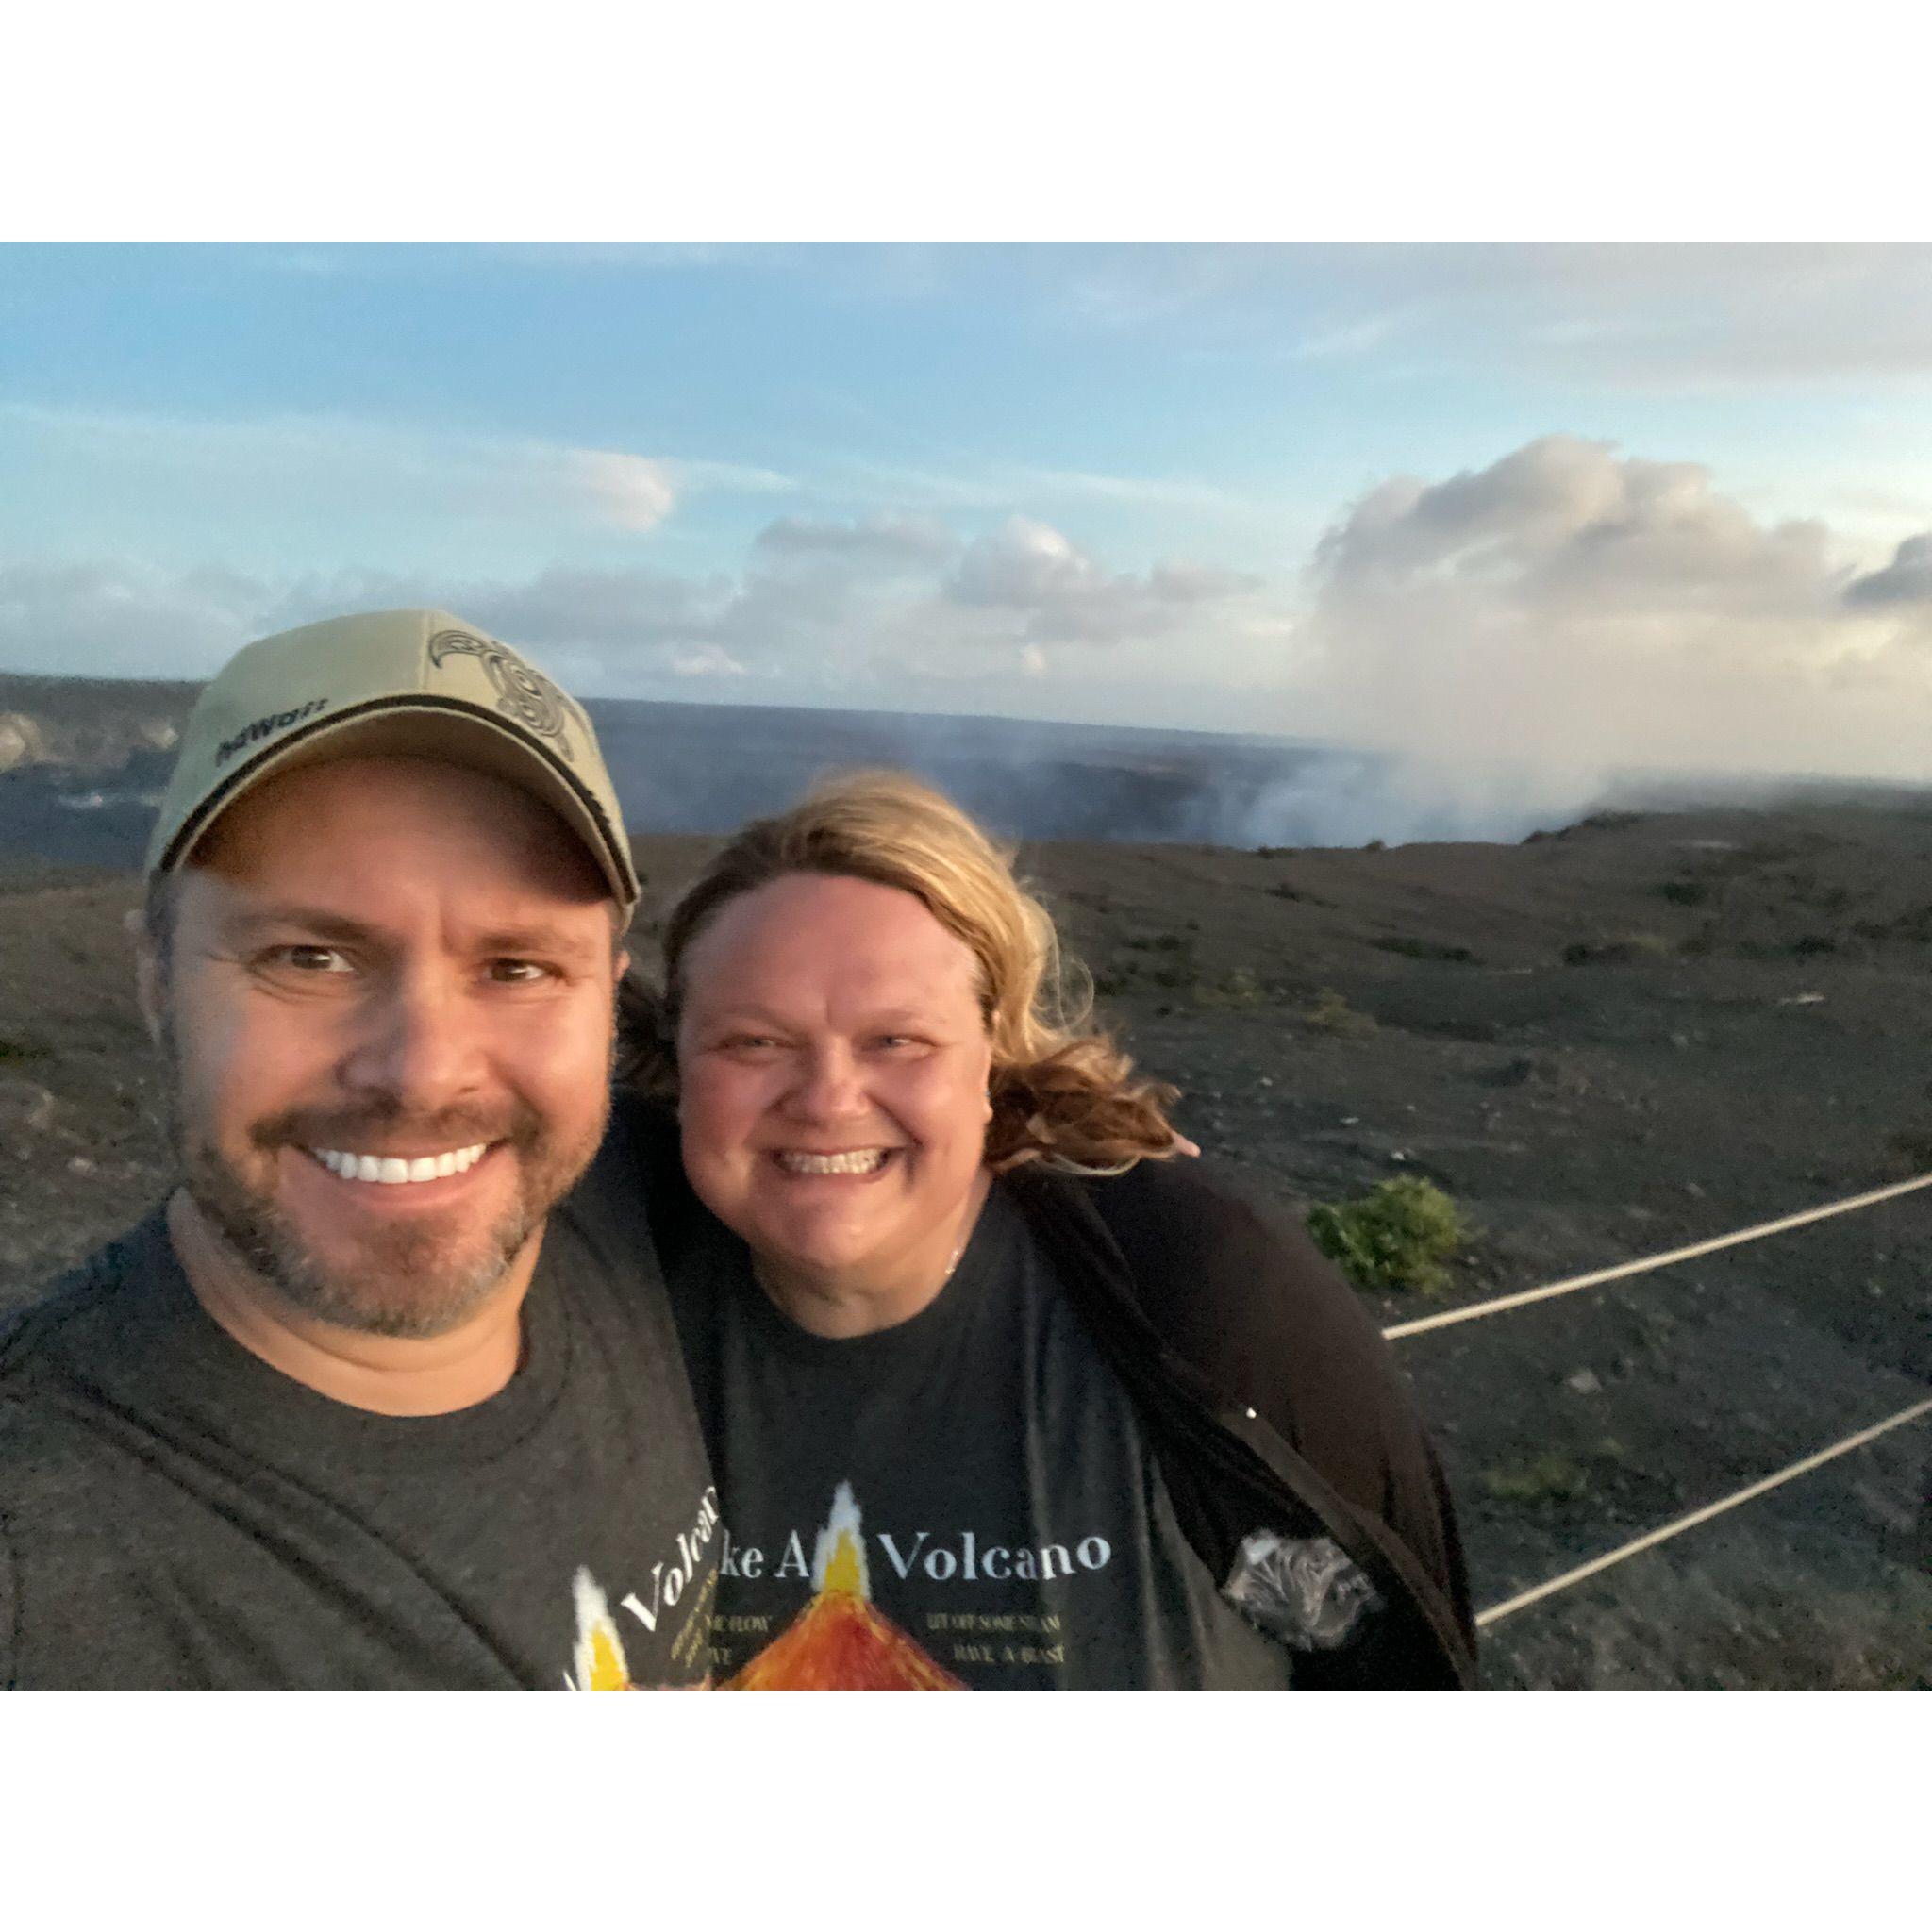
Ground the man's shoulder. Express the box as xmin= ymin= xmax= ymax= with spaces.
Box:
xmin=0 ymin=1212 xmax=171 ymax=1398
xmin=0 ymin=1221 xmax=175 ymax=1541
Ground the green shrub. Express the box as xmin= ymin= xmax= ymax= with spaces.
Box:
xmin=1301 ymin=988 xmax=1376 ymax=1036
xmin=1371 ymin=935 xmax=1477 ymax=963
xmin=0 ymin=1035 xmax=50 ymax=1065
xmin=1483 ymin=1439 xmax=1628 ymax=1507
xmin=1196 ymin=966 xmax=1266 ymax=1009
xmin=1482 ymin=1453 xmax=1591 ymax=1506
xmin=1655 ymin=880 xmax=1711 ymax=907
xmin=1562 ymin=932 xmax=1674 ymax=966
xmin=1307 ymin=1176 xmax=1466 ymax=1295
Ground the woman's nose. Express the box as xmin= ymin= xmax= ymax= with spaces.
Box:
xmin=786 ymin=1044 xmax=869 ymax=1121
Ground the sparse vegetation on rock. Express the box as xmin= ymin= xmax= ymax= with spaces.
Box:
xmin=1371 ymin=935 xmax=1478 ymax=964
xmin=1307 ymin=1174 xmax=1466 ymax=1295
xmin=1482 ymin=1439 xmax=1629 ymax=1508
xmin=1300 ymin=988 xmax=1376 ymax=1036
xmin=1562 ymin=933 xmax=1674 ymax=966
xmin=1195 ymin=966 xmax=1266 ymax=1009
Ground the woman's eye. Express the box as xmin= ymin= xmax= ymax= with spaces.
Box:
xmin=871 ymin=1034 xmax=924 ymax=1052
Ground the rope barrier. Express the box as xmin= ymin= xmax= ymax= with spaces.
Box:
xmin=1474 ymin=1394 xmax=1932 ymax=1629
xmin=1382 ymin=1170 xmax=1932 ymax=1342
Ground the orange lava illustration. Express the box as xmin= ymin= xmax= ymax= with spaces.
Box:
xmin=727 ymin=1482 xmax=965 ymax=1690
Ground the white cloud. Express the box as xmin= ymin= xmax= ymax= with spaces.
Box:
xmin=564 ymin=451 xmax=676 ymax=531
xmin=947 ymin=515 xmax=1263 ymax=644
xmin=1304 ymin=433 xmax=1932 ymax=792
xmin=0 ymin=558 xmax=271 ymax=677
xmin=753 ymin=512 xmax=957 ymax=568
xmin=0 ymin=502 xmax=1275 ymax=715
xmin=2 ymin=402 xmax=797 ymax=543
xmin=951 ymin=517 xmax=1091 ymax=606
xmin=821 ymin=453 xmax=1252 ymax=519
xmin=10 ymin=437 xmax=1932 ymax=783
xmin=1844 ymin=533 xmax=1932 ymax=607
xmin=670 ymin=644 xmax=748 ymax=678
xmin=1017 ymin=243 xmax=1932 ymax=389
xmin=668 ymin=457 xmax=796 ymax=495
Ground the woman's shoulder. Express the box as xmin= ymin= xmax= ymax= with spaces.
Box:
xmin=1009 ymin=1153 xmax=1371 ymax=1342
xmin=1068 ymin=1155 xmax=1330 ymax=1280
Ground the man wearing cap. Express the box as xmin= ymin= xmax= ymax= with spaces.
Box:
xmin=0 ymin=610 xmax=718 ymax=1690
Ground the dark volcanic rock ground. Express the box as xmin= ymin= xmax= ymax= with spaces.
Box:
xmin=3 ymin=801 xmax=1927 ymax=1688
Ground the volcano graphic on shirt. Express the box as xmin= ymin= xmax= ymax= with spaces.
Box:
xmin=569 ymin=1568 xmax=637 ymax=1690
xmin=727 ymin=1482 xmax=964 ymax=1690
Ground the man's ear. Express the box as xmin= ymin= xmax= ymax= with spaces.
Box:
xmin=126 ymin=907 xmax=166 ymax=1051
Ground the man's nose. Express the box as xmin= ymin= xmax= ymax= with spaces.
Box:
xmin=338 ymin=966 xmax=485 ymax=1108
xmin=786 ymin=1043 xmax=869 ymax=1121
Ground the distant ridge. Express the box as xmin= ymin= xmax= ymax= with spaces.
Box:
xmin=4 ymin=667 xmax=1926 ymax=872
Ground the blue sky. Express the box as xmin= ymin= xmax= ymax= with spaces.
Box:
xmin=6 ymin=243 xmax=1932 ymax=788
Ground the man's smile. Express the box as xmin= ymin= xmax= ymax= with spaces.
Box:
xmin=306 ymin=1141 xmax=493 ymax=1184
xmin=279 ymin=1139 xmax=514 ymax=1217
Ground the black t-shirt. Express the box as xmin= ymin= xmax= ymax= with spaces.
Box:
xmin=0 ymin=1190 xmax=719 ymax=1690
xmin=673 ymin=1183 xmax=1297 ymax=1690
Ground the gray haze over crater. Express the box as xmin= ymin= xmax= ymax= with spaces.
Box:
xmin=0 ymin=671 xmax=1917 ymax=876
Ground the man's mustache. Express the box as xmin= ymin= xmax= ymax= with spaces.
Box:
xmin=248 ymin=1096 xmax=545 ymax=1153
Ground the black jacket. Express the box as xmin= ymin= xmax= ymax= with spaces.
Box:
xmin=606 ymin=1097 xmax=1475 ymax=1690
xmin=1004 ymin=1158 xmax=1475 ymax=1688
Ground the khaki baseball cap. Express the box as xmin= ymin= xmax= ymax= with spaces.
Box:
xmin=147 ymin=608 xmax=640 ymax=910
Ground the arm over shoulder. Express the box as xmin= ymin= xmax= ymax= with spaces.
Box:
xmin=1081 ymin=1159 xmax=1475 ymax=1657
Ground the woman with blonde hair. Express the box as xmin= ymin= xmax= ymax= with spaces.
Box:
xmin=608 ymin=771 xmax=1473 ymax=1689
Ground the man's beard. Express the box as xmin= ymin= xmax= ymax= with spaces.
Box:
xmin=160 ymin=1024 xmax=608 ymax=1340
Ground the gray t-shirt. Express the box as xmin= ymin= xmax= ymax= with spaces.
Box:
xmin=675 ymin=1184 xmax=1296 ymax=1690
xmin=0 ymin=1194 xmax=718 ymax=1690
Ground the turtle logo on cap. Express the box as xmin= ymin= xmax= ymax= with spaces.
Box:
xmin=428 ymin=628 xmax=581 ymax=764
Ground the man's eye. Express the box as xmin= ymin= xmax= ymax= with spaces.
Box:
xmin=487 ymin=959 xmax=553 ymax=985
xmin=272 ymin=945 xmax=352 ymax=974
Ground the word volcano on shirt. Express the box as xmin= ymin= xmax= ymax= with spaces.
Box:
xmin=721 ymin=1519 xmax=1114 ymax=1588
